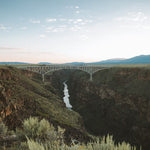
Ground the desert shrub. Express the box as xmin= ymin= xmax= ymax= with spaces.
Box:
xmin=0 ymin=121 xmax=8 ymax=136
xmin=21 ymin=117 xmax=137 ymax=150
xmin=27 ymin=138 xmax=80 ymax=150
xmin=17 ymin=116 xmax=65 ymax=143
xmin=27 ymin=134 xmax=137 ymax=150
xmin=85 ymin=135 xmax=136 ymax=150
xmin=16 ymin=117 xmax=40 ymax=141
xmin=27 ymin=138 xmax=45 ymax=150
xmin=23 ymin=117 xmax=39 ymax=140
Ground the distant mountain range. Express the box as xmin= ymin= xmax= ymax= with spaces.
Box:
xmin=0 ymin=62 xmax=31 ymax=65
xmin=65 ymin=55 xmax=150 ymax=65
xmin=87 ymin=55 xmax=150 ymax=65
xmin=0 ymin=55 xmax=150 ymax=65
xmin=38 ymin=62 xmax=52 ymax=65
xmin=64 ymin=62 xmax=85 ymax=65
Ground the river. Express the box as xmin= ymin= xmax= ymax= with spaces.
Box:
xmin=63 ymin=81 xmax=72 ymax=110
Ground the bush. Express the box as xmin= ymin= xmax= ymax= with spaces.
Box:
xmin=23 ymin=117 xmax=39 ymax=140
xmin=19 ymin=117 xmax=137 ymax=150
xmin=85 ymin=135 xmax=136 ymax=150
xmin=17 ymin=117 xmax=65 ymax=143
xmin=0 ymin=121 xmax=8 ymax=136
xmin=27 ymin=134 xmax=137 ymax=150
xmin=27 ymin=138 xmax=45 ymax=150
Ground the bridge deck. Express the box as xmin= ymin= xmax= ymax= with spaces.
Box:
xmin=17 ymin=65 xmax=109 ymax=81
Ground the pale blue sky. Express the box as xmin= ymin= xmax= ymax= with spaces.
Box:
xmin=0 ymin=0 xmax=150 ymax=63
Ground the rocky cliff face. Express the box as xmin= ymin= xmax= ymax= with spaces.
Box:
xmin=65 ymin=68 xmax=150 ymax=150
xmin=0 ymin=67 xmax=44 ymax=130
xmin=0 ymin=66 xmax=90 ymax=143
xmin=0 ymin=67 xmax=22 ymax=129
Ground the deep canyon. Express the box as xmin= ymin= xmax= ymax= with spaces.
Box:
xmin=50 ymin=67 xmax=150 ymax=150
xmin=0 ymin=66 xmax=150 ymax=150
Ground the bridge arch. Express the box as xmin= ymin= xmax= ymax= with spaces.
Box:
xmin=43 ymin=68 xmax=92 ymax=82
xmin=17 ymin=65 xmax=109 ymax=82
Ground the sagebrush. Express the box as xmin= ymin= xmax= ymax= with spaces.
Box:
xmin=17 ymin=117 xmax=137 ymax=150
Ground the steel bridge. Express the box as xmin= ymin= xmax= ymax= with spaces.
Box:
xmin=17 ymin=65 xmax=109 ymax=81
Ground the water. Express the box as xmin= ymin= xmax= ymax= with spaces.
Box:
xmin=63 ymin=81 xmax=72 ymax=109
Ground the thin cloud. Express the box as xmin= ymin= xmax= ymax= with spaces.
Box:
xmin=76 ymin=19 xmax=82 ymax=22
xmin=45 ymin=26 xmax=54 ymax=32
xmin=75 ymin=6 xmax=79 ymax=9
xmin=68 ymin=19 xmax=74 ymax=22
xmin=20 ymin=26 xmax=28 ymax=30
xmin=0 ymin=24 xmax=11 ymax=31
xmin=59 ymin=19 xmax=67 ymax=21
xmin=76 ymin=11 xmax=80 ymax=14
xmin=0 ymin=24 xmax=7 ymax=30
xmin=52 ymin=27 xmax=66 ymax=33
xmin=115 ymin=11 xmax=148 ymax=22
xmin=46 ymin=18 xmax=57 ymax=22
xmin=45 ymin=25 xmax=67 ymax=33
xmin=70 ymin=25 xmax=81 ymax=32
xmin=44 ymin=17 xmax=93 ymax=33
xmin=0 ymin=47 xmax=25 ymax=50
xmin=73 ymin=19 xmax=83 ymax=24
xmin=0 ymin=47 xmax=26 ymax=53
xmin=30 ymin=19 xmax=40 ymax=24
xmin=114 ymin=11 xmax=150 ymax=30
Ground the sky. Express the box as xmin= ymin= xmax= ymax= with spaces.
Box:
xmin=0 ymin=0 xmax=150 ymax=63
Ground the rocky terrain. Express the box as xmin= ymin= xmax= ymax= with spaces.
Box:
xmin=50 ymin=67 xmax=150 ymax=150
xmin=0 ymin=65 xmax=150 ymax=150
xmin=0 ymin=66 xmax=90 ymax=146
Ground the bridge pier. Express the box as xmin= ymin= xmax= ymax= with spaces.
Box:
xmin=42 ymin=74 xmax=45 ymax=82
xmin=90 ymin=73 xmax=93 ymax=81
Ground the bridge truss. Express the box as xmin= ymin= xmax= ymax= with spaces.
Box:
xmin=17 ymin=65 xmax=108 ymax=81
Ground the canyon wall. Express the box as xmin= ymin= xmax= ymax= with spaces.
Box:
xmin=0 ymin=66 xmax=90 ymax=143
xmin=50 ymin=67 xmax=150 ymax=150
